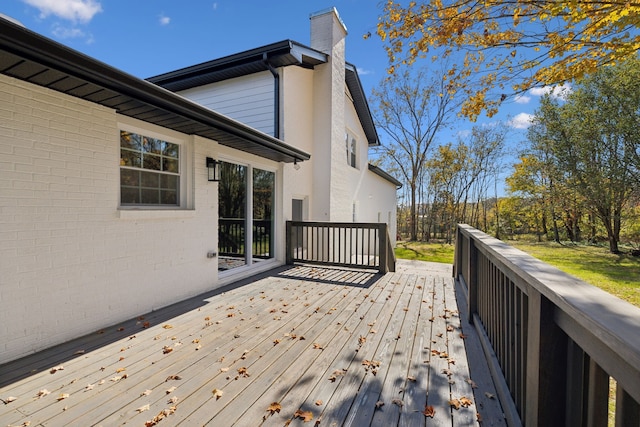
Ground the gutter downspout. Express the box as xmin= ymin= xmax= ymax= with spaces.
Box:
xmin=263 ymin=53 xmax=280 ymax=139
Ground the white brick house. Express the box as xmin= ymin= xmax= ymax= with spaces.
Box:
xmin=0 ymin=8 xmax=400 ymax=363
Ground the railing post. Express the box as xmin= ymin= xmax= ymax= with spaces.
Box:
xmin=616 ymin=386 xmax=640 ymax=426
xmin=285 ymin=221 xmax=292 ymax=265
xmin=466 ymin=237 xmax=478 ymax=324
xmin=379 ymin=223 xmax=388 ymax=274
xmin=525 ymin=292 xmax=568 ymax=426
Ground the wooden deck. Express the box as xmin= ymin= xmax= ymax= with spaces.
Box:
xmin=0 ymin=261 xmax=505 ymax=426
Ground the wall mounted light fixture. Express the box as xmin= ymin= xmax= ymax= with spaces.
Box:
xmin=206 ymin=157 xmax=219 ymax=182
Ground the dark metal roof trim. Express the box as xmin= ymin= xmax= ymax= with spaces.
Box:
xmin=0 ymin=18 xmax=309 ymax=164
xmin=368 ymin=164 xmax=403 ymax=188
xmin=148 ymin=40 xmax=327 ymax=92
xmin=346 ymin=62 xmax=380 ymax=147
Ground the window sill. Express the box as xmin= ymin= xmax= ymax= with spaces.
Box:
xmin=118 ymin=209 xmax=196 ymax=220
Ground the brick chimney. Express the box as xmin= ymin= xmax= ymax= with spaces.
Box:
xmin=309 ymin=8 xmax=349 ymax=221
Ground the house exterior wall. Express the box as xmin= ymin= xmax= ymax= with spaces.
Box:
xmin=0 ymin=74 xmax=228 ymax=363
xmin=178 ymin=72 xmax=275 ymax=136
xmin=280 ymin=66 xmax=315 ymax=222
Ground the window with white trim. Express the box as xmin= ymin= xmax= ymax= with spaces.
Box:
xmin=345 ymin=132 xmax=357 ymax=168
xmin=120 ymin=130 xmax=180 ymax=206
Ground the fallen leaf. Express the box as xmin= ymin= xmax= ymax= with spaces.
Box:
xmin=449 ymin=398 xmax=461 ymax=410
xmin=50 ymin=365 xmax=64 ymax=374
xmin=110 ymin=376 xmax=122 ymax=382
xmin=447 ymin=325 xmax=455 ymax=332
xmin=392 ymin=398 xmax=404 ymax=407
xmin=74 ymin=350 xmax=85 ymax=355
xmin=57 ymin=393 xmax=69 ymax=401
xmin=466 ymin=378 xmax=478 ymax=388
xmin=36 ymin=389 xmax=51 ymax=398
xmin=165 ymin=375 xmax=182 ymax=381
xmin=423 ymin=405 xmax=435 ymax=417
xmin=484 ymin=391 xmax=495 ymax=399
xmin=162 ymin=324 xmax=173 ymax=329
xmin=141 ymin=389 xmax=152 ymax=396
xmin=477 ymin=412 xmax=483 ymax=422
xmin=315 ymin=400 xmax=323 ymax=406
xmin=143 ymin=322 xmax=151 ymax=328
xmin=459 ymin=333 xmax=468 ymax=339
xmin=273 ymin=339 xmax=281 ymax=345
xmin=85 ymin=384 xmax=95 ymax=391
xmin=137 ymin=404 xmax=150 ymax=413
xmin=2 ymin=396 xmax=17 ymax=404
xmin=313 ymin=343 xmax=324 ymax=350
xmin=328 ymin=369 xmax=346 ymax=382
xmin=266 ymin=401 xmax=282 ymax=415
xmin=294 ymin=409 xmax=314 ymax=422
xmin=166 ymin=387 xmax=177 ymax=394
xmin=237 ymin=367 xmax=250 ymax=377
xmin=162 ymin=346 xmax=173 ymax=354
xmin=460 ymin=396 xmax=473 ymax=407
xmin=407 ymin=376 xmax=416 ymax=382
xmin=375 ymin=401 xmax=385 ymax=409
xmin=212 ymin=389 xmax=223 ymax=400
xmin=116 ymin=367 xmax=126 ymax=373
xmin=168 ymin=396 xmax=179 ymax=404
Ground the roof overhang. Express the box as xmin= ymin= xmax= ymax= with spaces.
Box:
xmin=148 ymin=40 xmax=327 ymax=91
xmin=148 ymin=41 xmax=380 ymax=147
xmin=0 ymin=18 xmax=309 ymax=164
xmin=346 ymin=62 xmax=380 ymax=147
xmin=368 ymin=164 xmax=403 ymax=189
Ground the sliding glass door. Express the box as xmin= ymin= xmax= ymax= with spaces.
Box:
xmin=218 ymin=161 xmax=274 ymax=271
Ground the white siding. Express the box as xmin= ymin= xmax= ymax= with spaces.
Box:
xmin=178 ymin=72 xmax=275 ymax=136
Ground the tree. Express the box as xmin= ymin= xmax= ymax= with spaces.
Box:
xmin=375 ymin=0 xmax=640 ymax=120
xmin=372 ymin=67 xmax=460 ymax=241
xmin=528 ymin=59 xmax=640 ymax=253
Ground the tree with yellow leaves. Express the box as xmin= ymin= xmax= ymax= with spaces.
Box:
xmin=376 ymin=0 xmax=640 ymax=120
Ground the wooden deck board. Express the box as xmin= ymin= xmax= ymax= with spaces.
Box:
xmin=0 ymin=262 xmax=505 ymax=427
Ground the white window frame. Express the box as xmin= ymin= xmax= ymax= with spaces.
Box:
xmin=117 ymin=118 xmax=193 ymax=211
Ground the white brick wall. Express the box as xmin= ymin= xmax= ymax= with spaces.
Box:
xmin=0 ymin=75 xmax=222 ymax=363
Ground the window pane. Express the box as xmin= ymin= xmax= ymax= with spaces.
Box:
xmin=120 ymin=169 xmax=139 ymax=186
xmin=253 ymin=168 xmax=274 ymax=259
xmin=161 ymin=174 xmax=179 ymax=190
xmin=121 ymin=131 xmax=141 ymax=150
xmin=121 ymin=149 xmax=141 ymax=168
xmin=143 ymin=154 xmax=161 ymax=171
xmin=161 ymin=189 xmax=178 ymax=205
xmin=121 ymin=187 xmax=139 ymax=204
xmin=219 ymin=162 xmax=248 ymax=270
xmin=140 ymin=170 xmax=159 ymax=188
xmin=141 ymin=188 xmax=160 ymax=204
xmin=163 ymin=158 xmax=179 ymax=173
xmin=163 ymin=142 xmax=179 ymax=158
xmin=143 ymin=136 xmax=162 ymax=154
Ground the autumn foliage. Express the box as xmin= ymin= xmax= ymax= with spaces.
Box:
xmin=376 ymin=0 xmax=640 ymax=119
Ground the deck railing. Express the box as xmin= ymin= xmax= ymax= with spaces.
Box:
xmin=453 ymin=224 xmax=640 ymax=426
xmin=219 ymin=219 xmax=272 ymax=258
xmin=285 ymin=221 xmax=395 ymax=274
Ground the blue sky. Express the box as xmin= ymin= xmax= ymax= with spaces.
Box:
xmin=1 ymin=0 xmax=568 ymax=174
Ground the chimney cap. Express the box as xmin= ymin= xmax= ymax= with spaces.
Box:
xmin=309 ymin=7 xmax=347 ymax=33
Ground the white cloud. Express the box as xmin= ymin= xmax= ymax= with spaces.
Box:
xmin=514 ymin=94 xmax=531 ymax=104
xmin=159 ymin=15 xmax=170 ymax=25
xmin=508 ymin=112 xmax=534 ymax=129
xmin=529 ymin=83 xmax=572 ymax=100
xmin=22 ymin=0 xmax=102 ymax=23
xmin=357 ymin=67 xmax=373 ymax=76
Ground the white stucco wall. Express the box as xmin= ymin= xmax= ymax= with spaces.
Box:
xmin=0 ymin=75 xmax=228 ymax=363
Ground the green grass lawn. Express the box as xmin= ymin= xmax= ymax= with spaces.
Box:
xmin=395 ymin=240 xmax=640 ymax=308
xmin=395 ymin=241 xmax=456 ymax=264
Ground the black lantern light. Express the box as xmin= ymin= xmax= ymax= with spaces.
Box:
xmin=206 ymin=157 xmax=219 ymax=182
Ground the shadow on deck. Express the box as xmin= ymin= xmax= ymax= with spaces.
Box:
xmin=0 ymin=261 xmax=506 ymax=426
